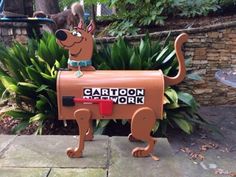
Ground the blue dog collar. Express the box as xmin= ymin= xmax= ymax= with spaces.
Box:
xmin=68 ymin=59 xmax=92 ymax=67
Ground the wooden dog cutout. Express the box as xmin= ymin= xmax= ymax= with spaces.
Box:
xmin=56 ymin=24 xmax=189 ymax=158
xmin=56 ymin=20 xmax=95 ymax=76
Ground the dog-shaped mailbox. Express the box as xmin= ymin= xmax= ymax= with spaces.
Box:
xmin=55 ymin=20 xmax=189 ymax=158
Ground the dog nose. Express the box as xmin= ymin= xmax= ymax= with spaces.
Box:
xmin=55 ymin=30 xmax=67 ymax=41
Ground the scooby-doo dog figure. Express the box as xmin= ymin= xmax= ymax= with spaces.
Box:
xmin=56 ymin=22 xmax=189 ymax=158
xmin=56 ymin=20 xmax=95 ymax=76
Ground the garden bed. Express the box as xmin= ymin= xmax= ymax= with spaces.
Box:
xmin=1 ymin=10 xmax=236 ymax=136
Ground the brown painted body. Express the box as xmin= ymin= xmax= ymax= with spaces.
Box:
xmin=57 ymin=70 xmax=164 ymax=120
xmin=55 ymin=24 xmax=189 ymax=158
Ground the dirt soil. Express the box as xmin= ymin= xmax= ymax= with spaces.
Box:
xmin=97 ymin=12 xmax=236 ymax=36
xmin=146 ymin=14 xmax=236 ymax=33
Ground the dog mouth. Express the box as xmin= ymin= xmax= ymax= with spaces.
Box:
xmin=70 ymin=48 xmax=82 ymax=57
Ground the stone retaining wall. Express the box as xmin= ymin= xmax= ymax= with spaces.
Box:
xmin=183 ymin=28 xmax=236 ymax=105
xmin=1 ymin=20 xmax=236 ymax=105
xmin=0 ymin=23 xmax=28 ymax=45
xmin=97 ymin=22 xmax=236 ymax=106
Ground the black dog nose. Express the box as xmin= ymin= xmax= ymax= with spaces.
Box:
xmin=55 ymin=30 xmax=67 ymax=41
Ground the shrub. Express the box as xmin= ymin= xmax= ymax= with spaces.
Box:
xmin=0 ymin=32 xmax=211 ymax=135
xmin=93 ymin=34 xmax=210 ymax=135
xmin=0 ymin=33 xmax=68 ymax=134
xmin=173 ymin=0 xmax=220 ymax=18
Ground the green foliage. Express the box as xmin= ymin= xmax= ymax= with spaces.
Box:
xmin=100 ymin=0 xmax=221 ymax=37
xmin=0 ymin=33 xmax=68 ymax=134
xmin=173 ymin=0 xmax=220 ymax=17
xmin=59 ymin=0 xmax=109 ymax=10
xmin=93 ymin=35 xmax=210 ymax=135
xmin=0 ymin=32 xmax=210 ymax=135
xmin=59 ymin=0 xmax=78 ymax=9
xmin=110 ymin=0 xmax=168 ymax=26
xmin=106 ymin=20 xmax=140 ymax=37
xmin=219 ymin=0 xmax=236 ymax=6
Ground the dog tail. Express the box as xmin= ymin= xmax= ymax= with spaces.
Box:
xmin=164 ymin=33 xmax=189 ymax=86
xmin=71 ymin=2 xmax=84 ymax=21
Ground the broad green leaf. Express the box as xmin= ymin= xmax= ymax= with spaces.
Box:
xmin=139 ymin=38 xmax=151 ymax=63
xmin=163 ymin=95 xmax=170 ymax=104
xmin=162 ymin=50 xmax=175 ymax=64
xmin=36 ymin=85 xmax=48 ymax=92
xmin=117 ymin=38 xmax=130 ymax=68
xmin=36 ymin=99 xmax=47 ymax=112
xmin=29 ymin=113 xmax=47 ymax=123
xmin=4 ymin=109 xmax=34 ymax=120
xmin=18 ymin=82 xmax=38 ymax=89
xmin=98 ymin=63 xmax=111 ymax=70
xmin=129 ymin=51 xmax=141 ymax=69
xmin=12 ymin=121 xmax=29 ymax=133
xmin=0 ymin=76 xmax=19 ymax=93
xmin=111 ymin=43 xmax=124 ymax=69
xmin=153 ymin=121 xmax=160 ymax=132
xmin=38 ymin=40 xmax=54 ymax=66
xmin=17 ymin=82 xmax=37 ymax=97
xmin=37 ymin=56 xmax=51 ymax=74
xmin=165 ymin=102 xmax=180 ymax=109
xmin=38 ymin=94 xmax=53 ymax=110
xmin=48 ymin=36 xmax=58 ymax=59
xmin=46 ymin=89 xmax=57 ymax=107
xmin=173 ymin=118 xmax=193 ymax=134
xmin=30 ymin=58 xmax=43 ymax=73
xmin=99 ymin=120 xmax=110 ymax=128
xmin=26 ymin=67 xmax=45 ymax=85
xmin=178 ymin=92 xmax=195 ymax=106
xmin=165 ymin=88 xmax=178 ymax=103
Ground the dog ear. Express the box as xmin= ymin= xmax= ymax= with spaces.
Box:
xmin=86 ymin=20 xmax=95 ymax=34
xmin=78 ymin=20 xmax=84 ymax=30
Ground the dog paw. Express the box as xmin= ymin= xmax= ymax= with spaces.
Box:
xmin=132 ymin=147 xmax=149 ymax=157
xmin=66 ymin=148 xmax=82 ymax=158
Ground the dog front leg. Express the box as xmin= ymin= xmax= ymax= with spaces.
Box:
xmin=85 ymin=120 xmax=94 ymax=141
xmin=66 ymin=109 xmax=91 ymax=158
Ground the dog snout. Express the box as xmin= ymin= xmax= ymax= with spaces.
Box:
xmin=55 ymin=30 xmax=67 ymax=41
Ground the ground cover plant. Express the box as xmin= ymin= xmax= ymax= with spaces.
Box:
xmin=96 ymin=0 xmax=235 ymax=36
xmin=92 ymin=34 xmax=210 ymax=135
xmin=0 ymin=32 xmax=211 ymax=135
xmin=58 ymin=0 xmax=236 ymax=37
xmin=0 ymin=33 xmax=68 ymax=134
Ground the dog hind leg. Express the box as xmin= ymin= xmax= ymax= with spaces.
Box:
xmin=66 ymin=109 xmax=91 ymax=158
xmin=130 ymin=107 xmax=156 ymax=157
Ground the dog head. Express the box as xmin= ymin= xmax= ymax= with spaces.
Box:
xmin=55 ymin=20 xmax=95 ymax=63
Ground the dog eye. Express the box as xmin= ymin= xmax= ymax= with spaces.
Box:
xmin=76 ymin=32 xmax=82 ymax=37
xmin=72 ymin=31 xmax=77 ymax=36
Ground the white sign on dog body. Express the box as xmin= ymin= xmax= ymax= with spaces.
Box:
xmin=83 ymin=88 xmax=145 ymax=104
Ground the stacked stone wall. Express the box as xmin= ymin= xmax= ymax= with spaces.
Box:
xmin=96 ymin=22 xmax=236 ymax=106
xmin=182 ymin=28 xmax=236 ymax=105
xmin=0 ymin=23 xmax=28 ymax=46
xmin=1 ymin=20 xmax=236 ymax=106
